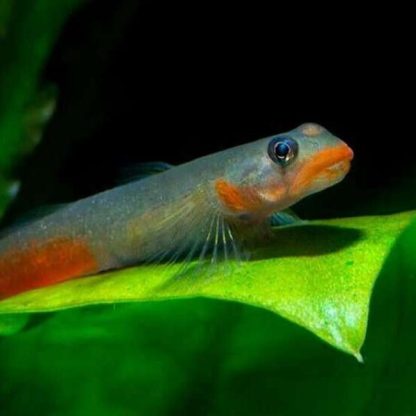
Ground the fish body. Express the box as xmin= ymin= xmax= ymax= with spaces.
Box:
xmin=0 ymin=123 xmax=353 ymax=299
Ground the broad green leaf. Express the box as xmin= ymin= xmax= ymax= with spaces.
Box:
xmin=0 ymin=216 xmax=415 ymax=415
xmin=0 ymin=211 xmax=413 ymax=357
xmin=360 ymin=218 xmax=416 ymax=414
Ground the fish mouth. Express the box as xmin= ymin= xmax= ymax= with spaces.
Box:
xmin=291 ymin=143 xmax=354 ymax=196
xmin=325 ymin=158 xmax=352 ymax=179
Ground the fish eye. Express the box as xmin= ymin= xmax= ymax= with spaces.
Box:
xmin=268 ymin=137 xmax=299 ymax=166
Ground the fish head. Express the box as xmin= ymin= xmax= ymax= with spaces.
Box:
xmin=216 ymin=123 xmax=353 ymax=221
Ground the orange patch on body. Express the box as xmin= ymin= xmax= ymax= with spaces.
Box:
xmin=215 ymin=179 xmax=262 ymax=213
xmin=0 ymin=237 xmax=98 ymax=299
xmin=292 ymin=144 xmax=354 ymax=195
xmin=215 ymin=179 xmax=286 ymax=215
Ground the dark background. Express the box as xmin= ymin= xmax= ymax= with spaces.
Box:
xmin=6 ymin=1 xmax=413 ymax=222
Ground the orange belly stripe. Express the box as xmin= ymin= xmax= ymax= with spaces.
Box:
xmin=0 ymin=237 xmax=98 ymax=299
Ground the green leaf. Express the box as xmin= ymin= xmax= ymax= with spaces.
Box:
xmin=0 ymin=211 xmax=413 ymax=356
xmin=359 ymin=217 xmax=416 ymax=414
xmin=1 ymin=218 xmax=416 ymax=415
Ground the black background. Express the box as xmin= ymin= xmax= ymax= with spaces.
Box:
xmin=7 ymin=1 xmax=413 ymax=221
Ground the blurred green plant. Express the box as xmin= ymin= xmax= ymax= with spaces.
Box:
xmin=0 ymin=0 xmax=81 ymax=214
xmin=0 ymin=0 xmax=14 ymax=36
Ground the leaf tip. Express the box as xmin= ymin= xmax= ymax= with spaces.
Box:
xmin=354 ymin=351 xmax=364 ymax=364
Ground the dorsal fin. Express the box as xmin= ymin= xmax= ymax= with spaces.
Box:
xmin=118 ymin=161 xmax=174 ymax=184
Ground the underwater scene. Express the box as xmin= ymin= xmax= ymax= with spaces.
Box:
xmin=0 ymin=1 xmax=414 ymax=415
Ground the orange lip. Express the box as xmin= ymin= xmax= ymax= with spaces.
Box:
xmin=292 ymin=143 xmax=354 ymax=194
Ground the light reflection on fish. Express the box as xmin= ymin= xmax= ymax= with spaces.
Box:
xmin=0 ymin=123 xmax=353 ymax=299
